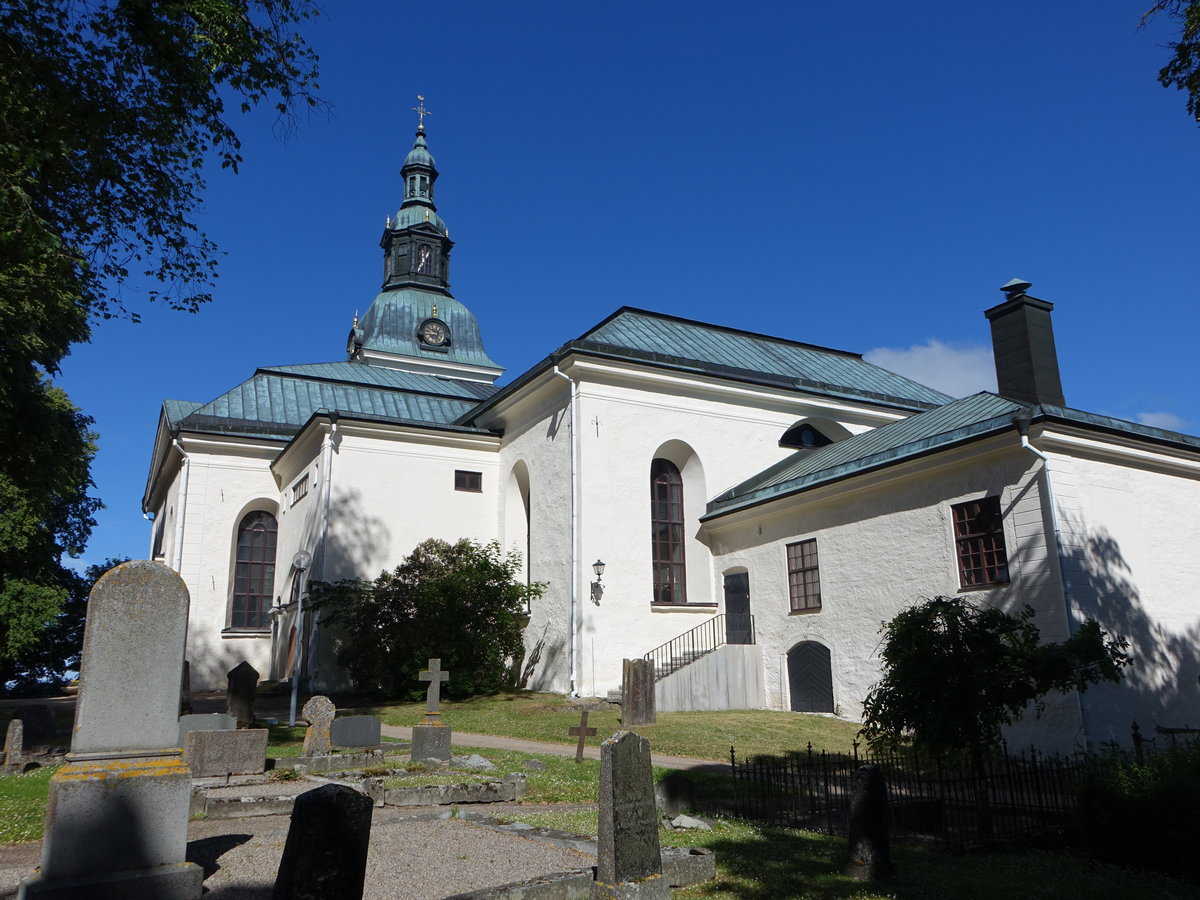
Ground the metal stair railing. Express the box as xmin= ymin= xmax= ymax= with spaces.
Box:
xmin=644 ymin=613 xmax=755 ymax=681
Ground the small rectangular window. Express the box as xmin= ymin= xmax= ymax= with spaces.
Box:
xmin=455 ymin=470 xmax=482 ymax=492
xmin=787 ymin=539 xmax=821 ymax=612
xmin=291 ymin=473 xmax=309 ymax=506
xmin=952 ymin=496 xmax=1010 ymax=587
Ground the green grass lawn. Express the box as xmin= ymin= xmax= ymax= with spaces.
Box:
xmin=351 ymin=691 xmax=864 ymax=760
xmin=491 ymin=808 xmax=1198 ymax=900
xmin=0 ymin=766 xmax=57 ymax=842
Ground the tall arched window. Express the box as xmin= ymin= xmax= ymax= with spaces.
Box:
xmin=651 ymin=458 xmax=686 ymax=604
xmin=230 ymin=510 xmax=277 ymax=630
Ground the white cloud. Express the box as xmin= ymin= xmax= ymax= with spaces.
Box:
xmin=1135 ymin=411 xmax=1188 ymax=432
xmin=864 ymin=340 xmax=996 ymax=398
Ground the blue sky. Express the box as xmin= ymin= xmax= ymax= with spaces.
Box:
xmin=58 ymin=0 xmax=1200 ymax=570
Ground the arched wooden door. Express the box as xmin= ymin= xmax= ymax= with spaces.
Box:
xmin=787 ymin=641 xmax=834 ymax=713
xmin=723 ymin=572 xmax=753 ymax=644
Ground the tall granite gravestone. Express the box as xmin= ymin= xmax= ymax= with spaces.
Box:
xmin=621 ymin=659 xmax=656 ymax=727
xmin=226 ymin=660 xmax=259 ymax=727
xmin=301 ymin=695 xmax=335 ymax=757
xmin=18 ymin=560 xmax=203 ymax=900
xmin=594 ymin=731 xmax=669 ymax=899
xmin=843 ymin=765 xmax=894 ymax=881
xmin=272 ymin=784 xmax=373 ymax=900
xmin=410 ymin=659 xmax=451 ymax=763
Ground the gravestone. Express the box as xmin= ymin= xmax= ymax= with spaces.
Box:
xmin=621 ymin=659 xmax=656 ymax=727
xmin=184 ymin=729 xmax=269 ymax=777
xmin=569 ymin=710 xmax=597 ymax=763
xmin=594 ymin=731 xmax=669 ymax=899
xmin=410 ymin=658 xmax=451 ymax=762
xmin=226 ymin=660 xmax=259 ymax=727
xmin=843 ymin=765 xmax=894 ymax=881
xmin=179 ymin=659 xmax=193 ymax=716
xmin=301 ymin=695 xmax=335 ymax=757
xmin=2 ymin=719 xmax=23 ymax=771
xmin=177 ymin=712 xmax=237 ymax=746
xmin=13 ymin=705 xmax=55 ymax=746
xmin=331 ymin=716 xmax=382 ymax=749
xmin=272 ymin=784 xmax=373 ymax=900
xmin=18 ymin=560 xmax=203 ymax=900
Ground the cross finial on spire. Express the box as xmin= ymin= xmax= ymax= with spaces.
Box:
xmin=413 ymin=94 xmax=431 ymax=131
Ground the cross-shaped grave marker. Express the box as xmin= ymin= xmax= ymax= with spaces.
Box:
xmin=569 ymin=710 xmax=598 ymax=763
xmin=419 ymin=658 xmax=449 ymax=723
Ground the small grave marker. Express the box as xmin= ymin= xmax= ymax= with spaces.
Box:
xmin=411 ymin=659 xmax=452 ymax=762
xmin=273 ymin=784 xmax=373 ymax=900
xmin=419 ymin=658 xmax=449 ymax=720
xmin=2 ymin=719 xmax=24 ymax=771
xmin=621 ymin=658 xmax=656 ymax=726
xmin=301 ymin=695 xmax=335 ymax=757
xmin=569 ymin=710 xmax=596 ymax=763
xmin=843 ymin=764 xmax=895 ymax=881
xmin=226 ymin=660 xmax=259 ymax=727
xmin=595 ymin=730 xmax=668 ymax=898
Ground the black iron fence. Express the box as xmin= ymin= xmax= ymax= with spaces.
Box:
xmin=730 ymin=742 xmax=1088 ymax=849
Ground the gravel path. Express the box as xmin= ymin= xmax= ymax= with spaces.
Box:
xmin=2 ymin=805 xmax=597 ymax=900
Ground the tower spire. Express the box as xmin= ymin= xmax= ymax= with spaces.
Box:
xmin=412 ymin=94 xmax=431 ymax=132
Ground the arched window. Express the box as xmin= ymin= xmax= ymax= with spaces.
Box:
xmin=651 ymin=458 xmax=686 ymax=604
xmin=230 ymin=510 xmax=277 ymax=630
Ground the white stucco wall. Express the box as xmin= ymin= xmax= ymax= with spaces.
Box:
xmin=705 ymin=437 xmax=1093 ymax=751
xmin=166 ymin=436 xmax=283 ymax=690
xmin=1039 ymin=436 xmax=1200 ymax=747
xmin=485 ymin=358 xmax=916 ymax=698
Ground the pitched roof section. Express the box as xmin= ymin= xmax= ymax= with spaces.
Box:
xmin=173 ymin=363 xmax=495 ymax=441
xmin=576 ymin=308 xmax=952 ymax=409
xmin=705 ymin=394 xmax=1200 ymax=519
xmin=262 ymin=362 xmax=496 ymax=400
xmin=705 ymin=393 xmax=1024 ymax=518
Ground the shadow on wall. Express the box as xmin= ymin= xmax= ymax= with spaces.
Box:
xmin=520 ymin=621 xmax=564 ymax=693
xmin=1066 ymin=526 xmax=1200 ymax=746
xmin=319 ymin=486 xmax=393 ymax=581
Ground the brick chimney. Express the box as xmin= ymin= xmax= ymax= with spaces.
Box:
xmin=983 ymin=278 xmax=1065 ymax=407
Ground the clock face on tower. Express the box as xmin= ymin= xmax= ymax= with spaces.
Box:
xmin=419 ymin=319 xmax=449 ymax=347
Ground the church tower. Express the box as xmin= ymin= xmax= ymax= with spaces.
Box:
xmin=348 ymin=98 xmax=503 ymax=384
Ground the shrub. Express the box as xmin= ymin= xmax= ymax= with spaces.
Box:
xmin=1075 ymin=741 xmax=1200 ymax=879
xmin=314 ymin=538 xmax=543 ymax=697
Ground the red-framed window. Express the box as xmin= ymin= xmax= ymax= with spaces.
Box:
xmin=952 ymin=496 xmax=1010 ymax=587
xmin=787 ymin=539 xmax=821 ymax=612
xmin=651 ymin=458 xmax=686 ymax=604
xmin=230 ymin=510 xmax=277 ymax=629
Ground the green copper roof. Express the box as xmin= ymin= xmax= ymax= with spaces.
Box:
xmin=358 ymin=289 xmax=502 ymax=370
xmin=578 ymin=308 xmax=952 ymax=409
xmin=163 ymin=399 xmax=204 ymax=427
xmin=705 ymin=393 xmax=1024 ymax=518
xmin=173 ymin=365 xmax=493 ymax=441
xmin=404 ymin=130 xmax=436 ymax=170
xmin=704 ymin=393 xmax=1200 ymax=519
xmin=262 ymin=362 xmax=496 ymax=399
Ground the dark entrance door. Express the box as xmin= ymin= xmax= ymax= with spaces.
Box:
xmin=723 ymin=572 xmax=753 ymax=644
xmin=788 ymin=641 xmax=834 ymax=712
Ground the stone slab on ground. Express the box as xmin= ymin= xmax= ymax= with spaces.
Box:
xmin=184 ymin=728 xmax=268 ymax=777
xmin=177 ymin=713 xmax=236 ymax=746
xmin=332 ymin=716 xmax=382 ymax=749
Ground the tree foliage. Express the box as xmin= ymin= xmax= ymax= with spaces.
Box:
xmin=0 ymin=557 xmax=128 ymax=694
xmin=0 ymin=1 xmax=321 ymax=687
xmin=1144 ymin=1 xmax=1200 ymax=123
xmin=860 ymin=596 xmax=1129 ymax=757
xmin=315 ymin=539 xmax=544 ymax=698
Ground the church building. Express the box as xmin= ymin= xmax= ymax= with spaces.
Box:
xmin=143 ymin=119 xmax=1200 ymax=752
